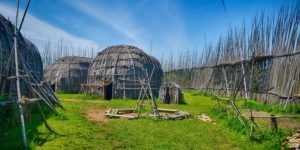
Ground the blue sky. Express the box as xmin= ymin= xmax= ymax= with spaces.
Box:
xmin=0 ymin=0 xmax=282 ymax=58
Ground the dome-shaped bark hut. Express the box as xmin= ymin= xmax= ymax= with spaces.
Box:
xmin=44 ymin=56 xmax=92 ymax=93
xmin=0 ymin=14 xmax=43 ymax=95
xmin=87 ymin=45 xmax=163 ymax=99
xmin=159 ymin=82 xmax=184 ymax=104
xmin=0 ymin=14 xmax=61 ymax=129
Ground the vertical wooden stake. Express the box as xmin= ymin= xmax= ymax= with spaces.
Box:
xmin=222 ymin=66 xmax=230 ymax=96
xmin=269 ymin=115 xmax=277 ymax=131
xmin=14 ymin=0 xmax=28 ymax=148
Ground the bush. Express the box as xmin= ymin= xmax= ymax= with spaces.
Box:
xmin=241 ymin=100 xmax=300 ymax=115
xmin=210 ymin=108 xmax=288 ymax=149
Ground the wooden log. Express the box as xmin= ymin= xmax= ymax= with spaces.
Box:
xmin=157 ymin=108 xmax=178 ymax=113
xmin=177 ymin=111 xmax=190 ymax=115
xmin=106 ymin=108 xmax=112 ymax=114
xmin=7 ymin=75 xmax=29 ymax=80
xmin=105 ymin=114 xmax=120 ymax=118
xmin=116 ymin=109 xmax=136 ymax=114
xmin=167 ymin=114 xmax=190 ymax=120
xmin=105 ymin=113 xmax=137 ymax=119
xmin=19 ymin=97 xmax=41 ymax=104
xmin=116 ymin=108 xmax=135 ymax=112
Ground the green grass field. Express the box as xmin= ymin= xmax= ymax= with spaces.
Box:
xmin=0 ymin=91 xmax=297 ymax=149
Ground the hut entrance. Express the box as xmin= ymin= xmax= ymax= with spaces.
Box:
xmin=103 ymin=80 xmax=112 ymax=100
xmin=51 ymin=84 xmax=56 ymax=92
xmin=159 ymin=82 xmax=185 ymax=104
xmin=165 ymin=87 xmax=171 ymax=104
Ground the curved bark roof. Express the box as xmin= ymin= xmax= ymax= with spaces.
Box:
xmin=44 ymin=56 xmax=92 ymax=93
xmin=0 ymin=14 xmax=43 ymax=92
xmin=0 ymin=13 xmax=61 ymax=110
xmin=45 ymin=56 xmax=92 ymax=79
xmin=88 ymin=45 xmax=163 ymax=99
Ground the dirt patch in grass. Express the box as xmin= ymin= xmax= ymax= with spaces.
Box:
xmin=95 ymin=133 xmax=106 ymax=138
xmin=85 ymin=109 xmax=111 ymax=123
xmin=197 ymin=113 xmax=213 ymax=122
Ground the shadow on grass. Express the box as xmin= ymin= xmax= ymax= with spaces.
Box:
xmin=0 ymin=103 xmax=61 ymax=149
xmin=32 ymin=131 xmax=66 ymax=146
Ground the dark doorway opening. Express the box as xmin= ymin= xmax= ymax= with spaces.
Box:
xmin=103 ymin=80 xmax=112 ymax=100
xmin=165 ymin=87 xmax=171 ymax=104
xmin=51 ymin=84 xmax=56 ymax=92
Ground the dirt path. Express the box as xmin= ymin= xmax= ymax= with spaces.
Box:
xmin=61 ymin=99 xmax=104 ymax=103
xmin=61 ymin=99 xmax=111 ymax=123
xmin=85 ymin=109 xmax=111 ymax=123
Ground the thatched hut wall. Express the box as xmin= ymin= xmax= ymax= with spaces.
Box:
xmin=44 ymin=56 xmax=92 ymax=93
xmin=23 ymin=39 xmax=43 ymax=79
xmin=0 ymin=14 xmax=43 ymax=96
xmin=159 ymin=82 xmax=184 ymax=104
xmin=87 ymin=45 xmax=163 ymax=99
xmin=0 ymin=14 xmax=63 ymax=126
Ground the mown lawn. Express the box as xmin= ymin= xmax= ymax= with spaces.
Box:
xmin=0 ymin=91 xmax=289 ymax=149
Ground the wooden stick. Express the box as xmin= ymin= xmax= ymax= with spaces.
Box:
xmin=14 ymin=0 xmax=28 ymax=147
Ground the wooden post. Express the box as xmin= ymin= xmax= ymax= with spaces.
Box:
xmin=222 ymin=66 xmax=230 ymax=96
xmin=14 ymin=0 xmax=28 ymax=148
xmin=269 ymin=115 xmax=278 ymax=131
xmin=226 ymin=99 xmax=230 ymax=116
xmin=214 ymin=95 xmax=220 ymax=110
xmin=240 ymin=55 xmax=248 ymax=100
xmin=250 ymin=109 xmax=254 ymax=122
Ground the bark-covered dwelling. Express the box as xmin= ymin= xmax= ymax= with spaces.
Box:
xmin=0 ymin=14 xmax=43 ymax=95
xmin=0 ymin=13 xmax=61 ymax=116
xmin=87 ymin=45 xmax=163 ymax=99
xmin=44 ymin=56 xmax=92 ymax=93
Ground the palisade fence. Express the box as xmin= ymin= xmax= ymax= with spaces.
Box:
xmin=163 ymin=1 xmax=300 ymax=106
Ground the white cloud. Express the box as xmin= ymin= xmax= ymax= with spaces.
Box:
xmin=64 ymin=0 xmax=188 ymax=58
xmin=0 ymin=3 xmax=99 ymax=50
xmin=0 ymin=0 xmax=188 ymax=60
xmin=64 ymin=0 xmax=142 ymax=41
